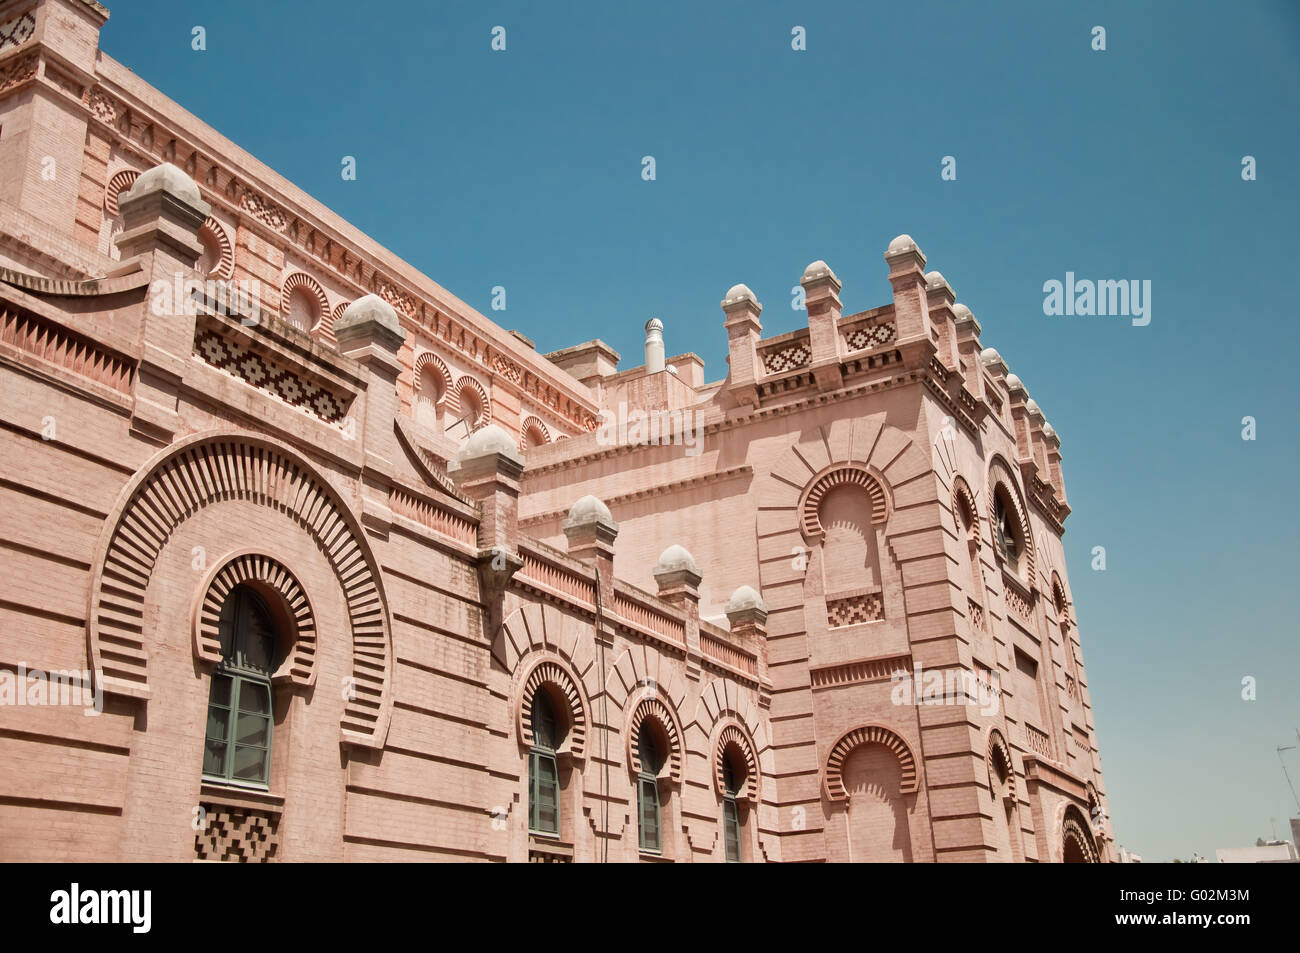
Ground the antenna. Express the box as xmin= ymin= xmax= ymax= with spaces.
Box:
xmin=1278 ymin=741 xmax=1300 ymax=813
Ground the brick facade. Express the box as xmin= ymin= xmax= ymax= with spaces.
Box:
xmin=0 ymin=0 xmax=1110 ymax=862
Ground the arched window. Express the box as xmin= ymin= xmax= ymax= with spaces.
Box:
xmin=416 ymin=365 xmax=445 ymax=432
xmin=637 ymin=729 xmax=664 ymax=853
xmin=529 ymin=689 xmax=562 ymax=836
xmin=284 ymin=286 xmax=318 ymax=332
xmin=721 ymin=749 xmax=745 ymax=863
xmin=954 ymin=484 xmax=985 ymax=613
xmin=993 ymin=488 xmax=1022 ymax=574
xmin=202 ymin=585 xmax=279 ymax=786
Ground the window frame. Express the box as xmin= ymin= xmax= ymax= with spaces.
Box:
xmin=721 ymin=753 xmax=743 ymax=863
xmin=993 ymin=490 xmax=1021 ymax=573
xmin=201 ymin=586 xmax=277 ymax=790
xmin=528 ymin=689 xmax=562 ymax=837
xmin=636 ymin=728 xmax=665 ymax=855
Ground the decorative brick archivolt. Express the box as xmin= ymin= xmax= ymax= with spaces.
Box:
xmin=1060 ymin=804 xmax=1100 ymax=863
xmin=199 ymin=219 xmax=234 ymax=279
xmin=798 ymin=464 xmax=889 ymax=540
xmin=824 ymin=725 xmax=919 ymax=801
xmin=714 ymin=721 xmax=759 ymax=805
xmin=986 ymin=728 xmax=1016 ymax=801
xmin=413 ymin=349 xmax=452 ymax=402
xmin=988 ymin=455 xmax=1036 ymax=585
xmin=454 ymin=375 xmax=491 ymax=427
xmin=1050 ymin=572 xmax=1070 ymax=624
xmin=87 ymin=433 xmax=392 ymax=749
xmin=1085 ymin=782 xmax=1102 ymax=818
xmin=520 ymin=415 xmax=550 ymax=448
xmin=518 ymin=656 xmax=588 ymax=760
xmin=331 ymin=301 xmax=351 ymax=325
xmin=104 ymin=168 xmax=139 ymax=216
xmin=626 ymin=695 xmax=683 ymax=784
xmin=280 ymin=272 xmax=328 ymax=331
xmin=694 ymin=677 xmax=770 ymax=804
xmin=952 ymin=475 xmax=981 ymax=542
xmin=193 ymin=550 xmax=317 ymax=688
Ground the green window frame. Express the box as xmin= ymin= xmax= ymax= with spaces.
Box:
xmin=529 ymin=690 xmax=561 ymax=836
xmin=722 ymin=754 xmax=742 ymax=863
xmin=723 ymin=798 xmax=741 ymax=862
xmin=202 ymin=586 xmax=277 ymax=787
xmin=637 ymin=729 xmax=665 ymax=854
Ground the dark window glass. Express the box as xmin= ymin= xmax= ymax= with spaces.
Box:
xmin=722 ymin=750 xmax=743 ymax=862
xmin=723 ymin=798 xmax=741 ymax=862
xmin=202 ymin=587 xmax=277 ymax=786
xmin=995 ymin=494 xmax=1020 ymax=570
xmin=639 ymin=777 xmax=661 ymax=853
xmin=637 ymin=729 xmax=664 ymax=853
xmin=529 ymin=690 xmax=561 ymax=835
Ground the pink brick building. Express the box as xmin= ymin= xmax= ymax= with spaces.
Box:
xmin=0 ymin=0 xmax=1111 ymax=862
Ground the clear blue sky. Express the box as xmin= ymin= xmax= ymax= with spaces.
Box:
xmin=100 ymin=0 xmax=1300 ymax=862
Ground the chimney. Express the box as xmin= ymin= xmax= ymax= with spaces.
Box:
xmin=645 ymin=318 xmax=665 ymax=374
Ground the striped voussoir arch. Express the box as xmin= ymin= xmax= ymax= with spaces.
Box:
xmin=194 ymin=551 xmax=318 ymax=688
xmin=87 ymin=433 xmax=392 ymax=749
xmin=800 ymin=464 xmax=889 ymax=539
xmin=628 ymin=695 xmax=682 ymax=783
xmin=519 ymin=658 xmax=587 ymax=759
xmin=714 ymin=722 xmax=759 ymax=804
xmin=824 ymin=724 xmax=919 ymax=800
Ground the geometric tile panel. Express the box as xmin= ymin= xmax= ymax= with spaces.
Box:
xmin=194 ymin=804 xmax=280 ymax=863
xmin=762 ymin=341 xmax=812 ymax=374
xmin=195 ymin=327 xmax=349 ymax=424
xmin=844 ymin=320 xmax=896 ymax=352
xmin=827 ymin=590 xmax=884 ymax=627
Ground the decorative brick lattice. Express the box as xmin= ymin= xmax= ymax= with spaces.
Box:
xmin=195 ymin=804 xmax=280 ymax=862
xmin=1005 ymin=585 xmax=1032 ymax=622
xmin=0 ymin=9 xmax=35 ymax=53
xmin=827 ymin=590 xmax=884 ymax=627
xmin=762 ymin=342 xmax=811 ymax=374
xmin=0 ymin=50 xmax=38 ymax=93
xmin=528 ymin=848 xmax=572 ymax=863
xmin=240 ymin=190 xmax=286 ymax=231
xmin=969 ymin=598 xmax=985 ymax=631
xmin=494 ymin=353 xmax=522 ymax=383
xmin=374 ymin=278 xmax=416 ymax=317
xmin=1025 ymin=723 xmax=1053 ymax=761
xmin=89 ymin=87 xmax=117 ymax=124
xmin=844 ymin=320 xmax=896 ymax=352
xmin=195 ymin=327 xmax=349 ymax=424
